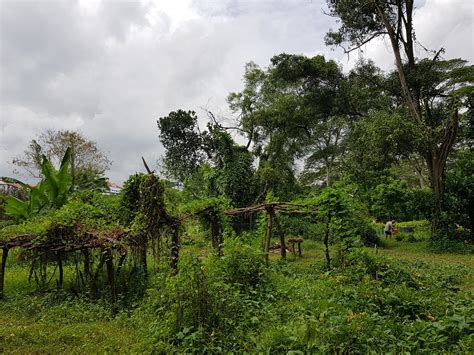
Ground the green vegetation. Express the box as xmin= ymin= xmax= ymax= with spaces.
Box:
xmin=1 ymin=0 xmax=473 ymax=352
xmin=1 ymin=236 xmax=473 ymax=353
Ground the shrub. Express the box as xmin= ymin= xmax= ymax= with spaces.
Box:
xmin=213 ymin=239 xmax=268 ymax=291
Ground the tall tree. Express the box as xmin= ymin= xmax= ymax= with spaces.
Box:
xmin=157 ymin=110 xmax=256 ymax=207
xmin=157 ymin=110 xmax=206 ymax=183
xmin=229 ymin=54 xmax=354 ymax=190
xmin=13 ymin=130 xmax=111 ymax=187
xmin=325 ymin=0 xmax=473 ymax=231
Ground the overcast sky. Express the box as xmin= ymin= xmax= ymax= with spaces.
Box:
xmin=1 ymin=0 xmax=473 ymax=184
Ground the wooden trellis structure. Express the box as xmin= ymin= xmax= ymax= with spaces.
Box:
xmin=0 ymin=195 xmax=318 ymax=299
xmin=182 ymin=201 xmax=318 ymax=260
xmin=224 ymin=201 xmax=318 ymax=260
xmin=0 ymin=176 xmax=183 ymax=300
xmin=0 ymin=225 xmax=128 ymax=300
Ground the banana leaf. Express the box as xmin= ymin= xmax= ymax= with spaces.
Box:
xmin=4 ymin=195 xmax=30 ymax=220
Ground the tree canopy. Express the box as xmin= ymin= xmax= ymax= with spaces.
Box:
xmin=13 ymin=130 xmax=112 ymax=188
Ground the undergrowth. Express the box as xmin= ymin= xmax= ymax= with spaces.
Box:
xmin=1 ymin=241 xmax=473 ymax=353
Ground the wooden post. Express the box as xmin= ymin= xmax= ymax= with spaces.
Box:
xmin=264 ymin=208 xmax=273 ymax=262
xmin=57 ymin=251 xmax=63 ymax=288
xmin=298 ymin=242 xmax=302 ymax=257
xmin=210 ymin=215 xmax=222 ymax=256
xmin=273 ymin=212 xmax=286 ymax=260
xmin=141 ymin=243 xmax=148 ymax=276
xmin=324 ymin=217 xmax=331 ymax=269
xmin=91 ymin=251 xmax=106 ymax=298
xmin=41 ymin=251 xmax=47 ymax=289
xmin=82 ymin=249 xmax=95 ymax=293
xmin=115 ymin=251 xmax=127 ymax=278
xmin=0 ymin=247 xmax=9 ymax=299
xmin=105 ymin=249 xmax=116 ymax=304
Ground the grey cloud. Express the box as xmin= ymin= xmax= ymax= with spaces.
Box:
xmin=98 ymin=0 xmax=151 ymax=39
xmin=1 ymin=0 xmax=471 ymax=184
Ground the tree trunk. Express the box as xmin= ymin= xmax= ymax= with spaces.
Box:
xmin=425 ymin=111 xmax=459 ymax=235
xmin=325 ymin=162 xmax=331 ymax=187
xmin=82 ymin=249 xmax=94 ymax=292
xmin=425 ymin=150 xmax=445 ymax=234
xmin=375 ymin=3 xmax=421 ymax=122
xmin=115 ymin=251 xmax=127 ymax=278
xmin=0 ymin=247 xmax=9 ymax=299
xmin=417 ymin=169 xmax=425 ymax=189
xmin=376 ymin=3 xmax=459 ymax=237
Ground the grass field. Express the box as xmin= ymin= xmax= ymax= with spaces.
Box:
xmin=1 ymin=238 xmax=473 ymax=353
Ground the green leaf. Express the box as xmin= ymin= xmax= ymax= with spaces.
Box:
xmin=4 ymin=195 xmax=29 ymax=221
xmin=41 ymin=154 xmax=60 ymax=199
xmin=57 ymin=147 xmax=72 ymax=196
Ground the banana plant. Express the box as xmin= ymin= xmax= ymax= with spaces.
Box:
xmin=40 ymin=147 xmax=72 ymax=208
xmin=3 ymin=147 xmax=72 ymax=221
xmin=3 ymin=184 xmax=49 ymax=221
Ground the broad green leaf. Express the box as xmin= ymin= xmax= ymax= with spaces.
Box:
xmin=41 ymin=154 xmax=59 ymax=199
xmin=28 ymin=184 xmax=49 ymax=215
xmin=57 ymin=147 xmax=72 ymax=197
xmin=4 ymin=195 xmax=29 ymax=220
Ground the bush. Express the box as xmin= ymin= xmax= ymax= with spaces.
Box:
xmin=213 ymin=238 xmax=268 ymax=291
xmin=136 ymin=243 xmax=271 ymax=352
xmin=441 ymin=150 xmax=473 ymax=242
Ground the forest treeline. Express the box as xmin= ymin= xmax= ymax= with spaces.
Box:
xmin=158 ymin=52 xmax=472 ymax=243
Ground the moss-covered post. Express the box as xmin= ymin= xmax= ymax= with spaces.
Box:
xmin=57 ymin=251 xmax=63 ymax=288
xmin=272 ymin=212 xmax=286 ymax=260
xmin=116 ymin=249 xmax=127 ymax=278
xmin=324 ymin=216 xmax=331 ymax=269
xmin=105 ymin=249 xmax=116 ymax=305
xmin=141 ymin=241 xmax=148 ymax=276
xmin=210 ymin=212 xmax=223 ymax=256
xmin=264 ymin=207 xmax=273 ymax=262
xmin=0 ymin=247 xmax=9 ymax=299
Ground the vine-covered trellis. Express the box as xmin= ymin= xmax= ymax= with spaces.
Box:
xmin=225 ymin=201 xmax=318 ymax=260
xmin=0 ymin=172 xmax=180 ymax=300
xmin=183 ymin=200 xmax=319 ymax=261
xmin=0 ymin=225 xmax=127 ymax=300
xmin=0 ymin=173 xmax=320 ymax=300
